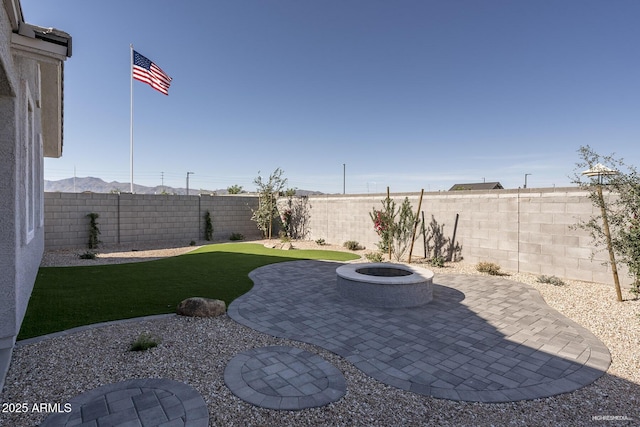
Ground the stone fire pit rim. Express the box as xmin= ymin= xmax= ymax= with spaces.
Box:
xmin=336 ymin=262 xmax=434 ymax=286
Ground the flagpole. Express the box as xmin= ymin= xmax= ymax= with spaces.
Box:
xmin=130 ymin=44 xmax=134 ymax=193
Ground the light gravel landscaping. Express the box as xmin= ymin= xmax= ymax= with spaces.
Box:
xmin=1 ymin=240 xmax=639 ymax=426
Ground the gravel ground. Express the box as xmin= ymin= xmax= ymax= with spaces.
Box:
xmin=1 ymin=240 xmax=639 ymax=426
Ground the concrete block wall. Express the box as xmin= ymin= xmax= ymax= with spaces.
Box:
xmin=304 ymin=188 xmax=624 ymax=286
xmin=44 ymin=193 xmax=261 ymax=249
xmin=44 ymin=188 xmax=627 ymax=287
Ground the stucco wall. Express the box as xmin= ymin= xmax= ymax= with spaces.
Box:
xmin=43 ymin=192 xmax=262 ymax=249
xmin=0 ymin=4 xmax=47 ymax=391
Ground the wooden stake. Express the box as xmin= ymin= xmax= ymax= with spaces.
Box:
xmin=447 ymin=213 xmax=459 ymax=262
xmin=598 ymin=185 xmax=623 ymax=301
xmin=408 ymin=189 xmax=424 ymax=263
xmin=421 ymin=211 xmax=427 ymax=258
xmin=387 ymin=187 xmax=392 ymax=261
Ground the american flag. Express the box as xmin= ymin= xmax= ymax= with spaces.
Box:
xmin=132 ymin=50 xmax=172 ymax=95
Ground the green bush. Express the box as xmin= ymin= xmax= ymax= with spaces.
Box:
xmin=537 ymin=275 xmax=566 ymax=286
xmin=204 ymin=211 xmax=213 ymax=241
xmin=315 ymin=238 xmax=326 ymax=246
xmin=129 ymin=332 xmax=161 ymax=352
xmin=476 ymin=261 xmax=501 ymax=275
xmin=78 ymin=251 xmax=97 ymax=260
xmin=343 ymin=240 xmax=362 ymax=251
xmin=229 ymin=233 xmax=244 ymax=241
xmin=429 ymin=256 xmax=445 ymax=268
xmin=365 ymin=252 xmax=384 ymax=262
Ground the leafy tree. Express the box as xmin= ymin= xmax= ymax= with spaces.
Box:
xmin=251 ymin=168 xmax=287 ymax=239
xmin=572 ymin=145 xmax=640 ymax=300
xmin=227 ymin=184 xmax=243 ymax=194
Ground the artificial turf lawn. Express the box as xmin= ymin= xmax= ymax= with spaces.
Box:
xmin=18 ymin=243 xmax=359 ymax=340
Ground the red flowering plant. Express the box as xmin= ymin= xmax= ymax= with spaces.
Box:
xmin=369 ymin=196 xmax=396 ymax=253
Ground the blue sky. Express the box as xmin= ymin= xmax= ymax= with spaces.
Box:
xmin=24 ymin=0 xmax=640 ymax=193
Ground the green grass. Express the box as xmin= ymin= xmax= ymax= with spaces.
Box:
xmin=19 ymin=243 xmax=358 ymax=340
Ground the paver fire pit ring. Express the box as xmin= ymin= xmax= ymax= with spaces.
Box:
xmin=336 ymin=263 xmax=434 ymax=308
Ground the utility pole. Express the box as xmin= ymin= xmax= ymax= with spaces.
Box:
xmin=343 ymin=163 xmax=346 ymax=195
xmin=524 ymin=173 xmax=532 ymax=189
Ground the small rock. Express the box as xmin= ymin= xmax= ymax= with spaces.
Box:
xmin=177 ymin=297 xmax=226 ymax=317
xmin=280 ymin=242 xmax=293 ymax=250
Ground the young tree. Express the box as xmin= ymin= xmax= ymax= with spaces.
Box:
xmin=370 ymin=194 xmax=397 ymax=254
xmin=391 ymin=197 xmax=419 ymax=261
xmin=227 ymin=184 xmax=243 ymax=194
xmin=251 ymin=168 xmax=287 ymax=239
xmin=572 ymin=145 xmax=640 ymax=300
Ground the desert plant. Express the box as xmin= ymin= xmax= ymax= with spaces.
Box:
xmin=129 ymin=332 xmax=161 ymax=352
xmin=476 ymin=261 xmax=501 ymax=275
xmin=370 ymin=195 xmax=397 ymax=253
xmin=537 ymin=275 xmax=566 ymax=286
xmin=204 ymin=211 xmax=213 ymax=241
xmin=390 ymin=197 xmax=419 ymax=261
xmin=251 ymin=168 xmax=287 ymax=239
xmin=229 ymin=232 xmax=244 ymax=241
xmin=279 ymin=191 xmax=311 ymax=240
xmin=365 ymin=252 xmax=384 ymax=262
xmin=343 ymin=240 xmax=362 ymax=251
xmin=429 ymin=255 xmax=445 ymax=268
xmin=279 ymin=231 xmax=291 ymax=243
xmin=78 ymin=251 xmax=97 ymax=260
xmin=423 ymin=215 xmax=462 ymax=263
xmin=315 ymin=238 xmax=326 ymax=246
xmin=87 ymin=212 xmax=101 ymax=249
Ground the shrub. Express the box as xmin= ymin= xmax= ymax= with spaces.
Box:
xmin=315 ymin=238 xmax=326 ymax=246
xmin=204 ymin=211 xmax=213 ymax=241
xmin=279 ymin=231 xmax=290 ymax=243
xmin=87 ymin=212 xmax=101 ymax=249
xmin=537 ymin=275 xmax=566 ymax=286
xmin=343 ymin=240 xmax=362 ymax=251
xmin=129 ymin=332 xmax=161 ymax=352
xmin=476 ymin=262 xmax=501 ymax=275
xmin=229 ymin=233 xmax=244 ymax=241
xmin=429 ymin=256 xmax=445 ymax=268
xmin=78 ymin=251 xmax=97 ymax=260
xmin=365 ymin=252 xmax=384 ymax=262
xmin=189 ymin=240 xmax=197 ymax=246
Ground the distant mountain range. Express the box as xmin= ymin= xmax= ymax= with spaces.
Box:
xmin=44 ymin=177 xmax=324 ymax=196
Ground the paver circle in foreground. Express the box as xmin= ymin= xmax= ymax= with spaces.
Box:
xmin=224 ymin=345 xmax=346 ymax=410
xmin=40 ymin=378 xmax=208 ymax=427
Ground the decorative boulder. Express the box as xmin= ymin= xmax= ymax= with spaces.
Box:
xmin=177 ymin=297 xmax=226 ymax=317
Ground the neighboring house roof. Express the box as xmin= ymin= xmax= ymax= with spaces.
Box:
xmin=449 ymin=182 xmax=504 ymax=191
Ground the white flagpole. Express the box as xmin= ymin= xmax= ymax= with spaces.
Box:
xmin=130 ymin=44 xmax=134 ymax=193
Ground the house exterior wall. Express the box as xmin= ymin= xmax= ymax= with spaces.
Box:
xmin=0 ymin=7 xmax=43 ymax=390
xmin=43 ymin=193 xmax=262 ymax=249
xmin=0 ymin=0 xmax=70 ymax=391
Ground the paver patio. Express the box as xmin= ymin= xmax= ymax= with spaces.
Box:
xmin=228 ymin=260 xmax=611 ymax=403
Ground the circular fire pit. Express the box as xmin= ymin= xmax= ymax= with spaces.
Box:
xmin=336 ymin=263 xmax=434 ymax=308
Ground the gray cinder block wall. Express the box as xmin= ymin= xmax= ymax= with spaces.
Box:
xmin=43 ymin=192 xmax=261 ymax=249
xmin=305 ymin=187 xmax=623 ymax=286
xmin=43 ymin=187 xmax=627 ymax=288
